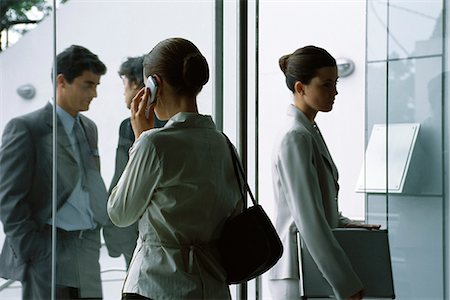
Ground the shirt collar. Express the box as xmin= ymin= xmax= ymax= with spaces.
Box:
xmin=49 ymin=99 xmax=78 ymax=134
xmin=165 ymin=112 xmax=216 ymax=129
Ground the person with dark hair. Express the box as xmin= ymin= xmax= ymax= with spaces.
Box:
xmin=0 ymin=44 xmax=109 ymax=299
xmin=268 ymin=45 xmax=379 ymax=300
xmin=107 ymin=37 xmax=243 ymax=300
xmin=103 ymin=55 xmax=166 ymax=268
xmin=119 ymin=56 xmax=146 ymax=90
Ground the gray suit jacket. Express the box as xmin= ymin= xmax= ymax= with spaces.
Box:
xmin=0 ymin=103 xmax=107 ymax=288
xmin=269 ymin=105 xmax=363 ymax=299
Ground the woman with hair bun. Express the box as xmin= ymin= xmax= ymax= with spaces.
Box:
xmin=108 ymin=37 xmax=242 ymax=300
xmin=269 ymin=45 xmax=379 ymax=300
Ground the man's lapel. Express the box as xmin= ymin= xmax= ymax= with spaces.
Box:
xmin=43 ymin=103 xmax=77 ymax=163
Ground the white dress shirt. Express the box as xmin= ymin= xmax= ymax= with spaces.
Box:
xmin=108 ymin=112 xmax=242 ymax=299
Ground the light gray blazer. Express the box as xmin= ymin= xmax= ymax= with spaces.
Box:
xmin=269 ymin=105 xmax=363 ymax=300
xmin=0 ymin=103 xmax=108 ymax=297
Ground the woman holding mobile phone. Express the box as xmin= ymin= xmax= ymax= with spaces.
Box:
xmin=108 ymin=37 xmax=243 ymax=300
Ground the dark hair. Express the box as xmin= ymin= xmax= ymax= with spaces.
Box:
xmin=53 ymin=45 xmax=107 ymax=83
xmin=118 ymin=55 xmax=145 ymax=88
xmin=279 ymin=45 xmax=336 ymax=92
xmin=143 ymin=37 xmax=209 ymax=96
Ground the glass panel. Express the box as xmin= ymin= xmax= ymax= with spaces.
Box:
xmin=359 ymin=61 xmax=388 ymax=228
xmin=223 ymin=0 xmax=238 ymax=142
xmin=365 ymin=1 xmax=446 ymax=298
xmin=367 ymin=194 xmax=388 ymax=229
xmin=54 ymin=1 xmax=215 ymax=299
xmin=388 ymin=0 xmax=443 ymax=59
xmin=366 ymin=62 xmax=388 ymax=142
xmin=2 ymin=0 xmax=216 ymax=299
xmin=384 ymin=56 xmax=444 ymax=298
xmin=388 ymin=57 xmax=443 ymax=195
xmin=445 ymin=10 xmax=450 ymax=299
xmin=365 ymin=56 xmax=446 ymax=300
xmin=388 ymin=195 xmax=444 ymax=299
xmin=0 ymin=2 xmax=57 ymax=299
xmin=367 ymin=0 xmax=388 ymax=62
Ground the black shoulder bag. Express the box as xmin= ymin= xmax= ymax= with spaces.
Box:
xmin=218 ymin=134 xmax=283 ymax=284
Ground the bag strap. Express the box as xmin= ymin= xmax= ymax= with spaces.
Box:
xmin=222 ymin=133 xmax=257 ymax=207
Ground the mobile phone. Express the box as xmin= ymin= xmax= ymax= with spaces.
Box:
xmin=145 ymin=75 xmax=158 ymax=119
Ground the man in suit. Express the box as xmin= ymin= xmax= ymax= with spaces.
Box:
xmin=0 ymin=45 xmax=108 ymax=299
xmin=103 ymin=55 xmax=165 ymax=268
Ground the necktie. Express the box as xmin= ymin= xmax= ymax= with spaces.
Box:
xmin=73 ymin=118 xmax=90 ymax=189
xmin=73 ymin=118 xmax=108 ymax=225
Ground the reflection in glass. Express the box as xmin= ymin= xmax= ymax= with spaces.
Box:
xmin=0 ymin=1 xmax=216 ymax=299
xmin=367 ymin=0 xmax=388 ymax=61
xmin=366 ymin=62 xmax=387 ymax=131
xmin=0 ymin=3 xmax=58 ymax=300
xmin=365 ymin=0 xmax=446 ymax=295
xmin=388 ymin=0 xmax=443 ymax=59
xmin=388 ymin=57 xmax=443 ymax=195
xmin=0 ymin=44 xmax=108 ymax=299
xmin=387 ymin=195 xmax=444 ymax=299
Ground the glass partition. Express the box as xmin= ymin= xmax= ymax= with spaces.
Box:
xmin=0 ymin=2 xmax=58 ymax=298
xmin=365 ymin=0 xmax=446 ymax=299
xmin=388 ymin=0 xmax=443 ymax=59
xmin=0 ymin=0 xmax=219 ymax=299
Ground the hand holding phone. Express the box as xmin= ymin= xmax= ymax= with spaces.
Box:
xmin=130 ymin=86 xmax=154 ymax=139
xmin=145 ymin=75 xmax=158 ymax=119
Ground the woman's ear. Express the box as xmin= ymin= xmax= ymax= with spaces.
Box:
xmin=153 ymin=74 xmax=163 ymax=97
xmin=294 ymin=81 xmax=305 ymax=95
xmin=152 ymin=74 xmax=163 ymax=96
xmin=153 ymin=74 xmax=162 ymax=87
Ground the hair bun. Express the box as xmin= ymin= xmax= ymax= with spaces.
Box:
xmin=278 ymin=54 xmax=290 ymax=74
xmin=182 ymin=53 xmax=209 ymax=88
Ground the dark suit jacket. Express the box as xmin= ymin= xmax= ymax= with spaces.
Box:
xmin=108 ymin=118 xmax=135 ymax=195
xmin=103 ymin=118 xmax=138 ymax=261
xmin=0 ymin=103 xmax=107 ymax=283
xmin=103 ymin=116 xmax=166 ymax=264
